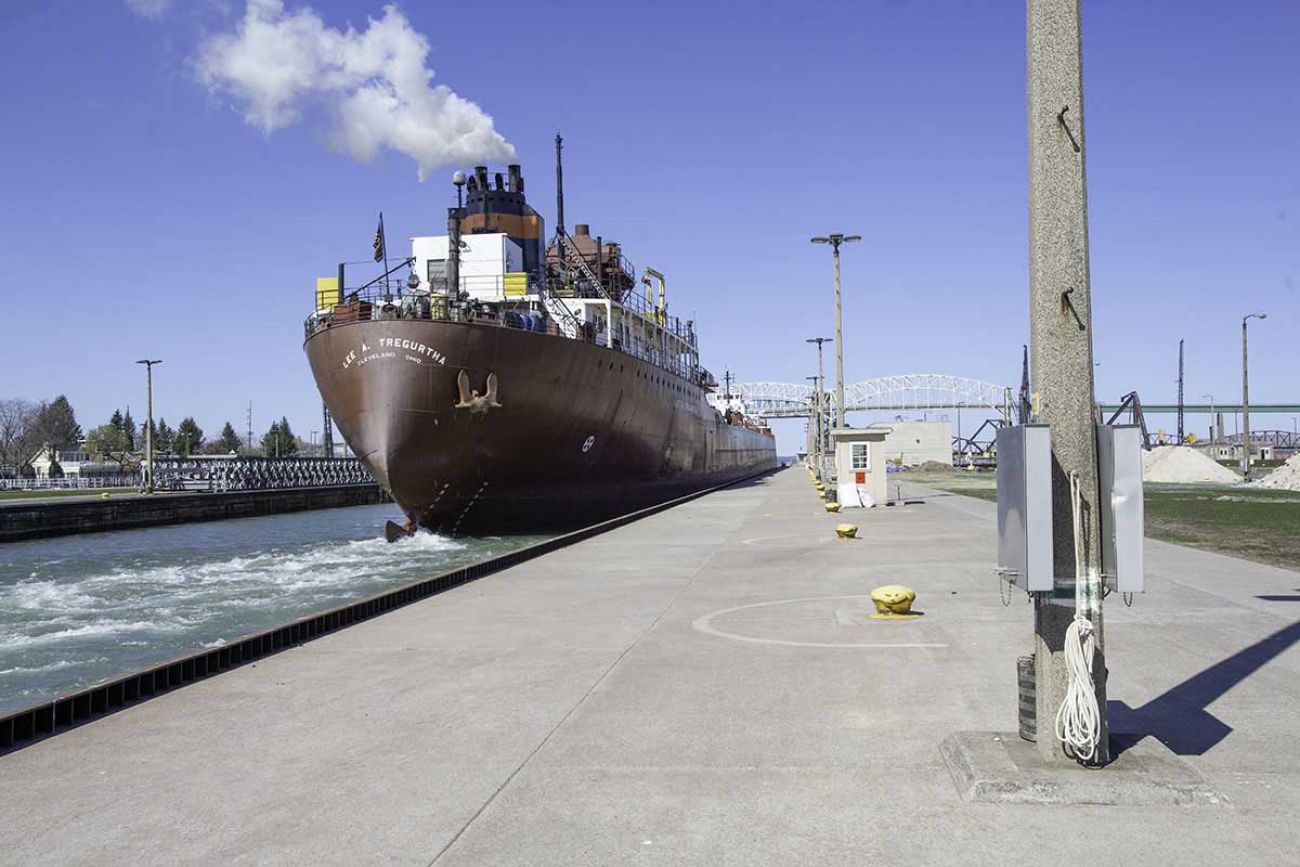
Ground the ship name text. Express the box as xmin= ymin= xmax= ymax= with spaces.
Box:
xmin=342 ymin=339 xmax=447 ymax=370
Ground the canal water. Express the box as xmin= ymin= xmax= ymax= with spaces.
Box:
xmin=0 ymin=505 xmax=549 ymax=713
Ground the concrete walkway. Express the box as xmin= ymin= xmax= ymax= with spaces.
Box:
xmin=2 ymin=468 xmax=1298 ymax=865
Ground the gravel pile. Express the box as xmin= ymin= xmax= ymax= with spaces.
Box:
xmin=1141 ymin=446 xmax=1240 ymax=485
xmin=1253 ymin=453 xmax=1300 ymax=491
xmin=915 ymin=460 xmax=956 ymax=473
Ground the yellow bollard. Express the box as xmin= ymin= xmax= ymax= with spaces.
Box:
xmin=869 ymin=585 xmax=921 ymax=619
xmin=834 ymin=523 xmax=857 ymax=539
xmin=818 ymin=490 xmax=827 ymax=499
xmin=100 ymin=492 xmax=111 ymax=500
xmin=824 ymin=502 xmax=841 ymax=513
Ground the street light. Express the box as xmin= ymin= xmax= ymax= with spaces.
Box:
xmin=1201 ymin=393 xmax=1215 ymax=444
xmin=135 ymin=359 xmax=162 ymax=493
xmin=806 ymin=337 xmax=832 ymax=475
xmin=1242 ymin=312 xmax=1266 ymax=479
xmin=449 ymin=170 xmax=467 ymax=296
xmin=811 ymin=234 xmax=860 ymax=429
xmin=795 ymin=374 xmax=816 ymax=467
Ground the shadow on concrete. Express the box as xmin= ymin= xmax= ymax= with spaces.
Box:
xmin=1256 ymin=595 xmax=1300 ymax=602
xmin=1109 ymin=620 xmax=1300 ymax=757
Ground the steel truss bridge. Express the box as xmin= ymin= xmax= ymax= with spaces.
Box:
xmin=1222 ymin=430 xmax=1300 ymax=449
xmin=732 ymin=374 xmax=1014 ymax=419
xmin=150 ymin=456 xmax=376 ymax=492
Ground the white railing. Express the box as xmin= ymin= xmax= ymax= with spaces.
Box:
xmin=0 ymin=475 xmax=140 ymax=491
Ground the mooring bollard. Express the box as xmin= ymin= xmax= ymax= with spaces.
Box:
xmin=825 ymin=501 xmax=841 ymax=513
xmin=869 ymin=584 xmax=921 ymax=619
xmin=834 ymin=523 xmax=857 ymax=539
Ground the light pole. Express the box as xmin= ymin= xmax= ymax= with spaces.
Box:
xmin=806 ymin=337 xmax=832 ymax=473
xmin=1242 ymin=312 xmax=1266 ymax=479
xmin=1201 ymin=393 xmax=1215 ymax=444
xmin=135 ymin=359 xmax=162 ymax=493
xmin=804 ymin=375 xmax=821 ymax=468
xmin=448 ymin=170 xmax=466 ymax=298
xmin=310 ymin=430 xmax=318 ymax=457
xmin=811 ymin=234 xmax=860 ymax=429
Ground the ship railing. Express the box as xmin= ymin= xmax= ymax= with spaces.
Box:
xmin=305 ymin=277 xmax=565 ymax=340
xmin=304 ymin=279 xmax=701 ymax=382
xmin=550 ymin=280 xmax=697 ymax=355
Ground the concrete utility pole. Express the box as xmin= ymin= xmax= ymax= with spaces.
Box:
xmin=135 ymin=359 xmax=162 ymax=494
xmin=806 ymin=337 xmax=833 ymax=473
xmin=811 ymin=235 xmax=860 ymax=428
xmin=1027 ymin=0 xmax=1107 ymax=764
xmin=1177 ymin=339 xmax=1185 ymax=444
xmin=1201 ymin=394 xmax=1215 ymax=445
xmin=805 ymin=375 xmax=822 ymax=469
xmin=1242 ymin=312 xmax=1266 ymax=479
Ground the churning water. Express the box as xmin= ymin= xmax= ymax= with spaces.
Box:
xmin=0 ymin=504 xmax=548 ymax=713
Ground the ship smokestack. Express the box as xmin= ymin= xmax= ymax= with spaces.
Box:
xmin=507 ymin=164 xmax=521 ymax=193
xmin=494 ymin=172 xmax=504 ymax=191
xmin=574 ymin=224 xmax=589 ymax=236
xmin=474 ymin=165 xmax=489 ymax=190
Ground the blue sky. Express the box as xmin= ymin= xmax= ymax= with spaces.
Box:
xmin=0 ymin=0 xmax=1296 ymax=452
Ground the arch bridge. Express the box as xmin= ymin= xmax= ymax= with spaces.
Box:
xmin=733 ymin=374 xmax=1014 ymax=420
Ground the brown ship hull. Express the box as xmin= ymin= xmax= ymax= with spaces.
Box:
xmin=304 ymin=320 xmax=777 ymax=535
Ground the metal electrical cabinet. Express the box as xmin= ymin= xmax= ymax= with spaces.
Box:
xmin=996 ymin=425 xmax=1054 ymax=591
xmin=1097 ymin=424 xmax=1145 ymax=593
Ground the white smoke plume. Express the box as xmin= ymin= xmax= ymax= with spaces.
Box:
xmin=195 ymin=0 xmax=514 ymax=179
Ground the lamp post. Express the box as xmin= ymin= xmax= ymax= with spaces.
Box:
xmin=806 ymin=337 xmax=832 ymax=474
xmin=804 ymin=375 xmax=820 ymax=468
xmin=448 ymin=170 xmax=466 ymax=298
xmin=1201 ymin=393 xmax=1215 ymax=445
xmin=1242 ymin=312 xmax=1266 ymax=479
xmin=811 ymin=234 xmax=860 ymax=429
xmin=135 ymin=359 xmax=162 ymax=493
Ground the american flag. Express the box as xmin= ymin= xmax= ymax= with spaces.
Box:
xmin=372 ymin=214 xmax=386 ymax=263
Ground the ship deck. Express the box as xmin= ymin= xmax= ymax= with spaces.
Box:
xmin=2 ymin=468 xmax=1299 ymax=864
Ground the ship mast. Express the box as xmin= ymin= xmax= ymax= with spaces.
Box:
xmin=555 ymin=133 xmax=566 ymax=267
xmin=555 ymin=133 xmax=565 ymax=236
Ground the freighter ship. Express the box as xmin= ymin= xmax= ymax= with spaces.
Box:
xmin=304 ymin=143 xmax=776 ymax=537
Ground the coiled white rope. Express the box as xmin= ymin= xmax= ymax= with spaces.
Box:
xmin=1054 ymin=472 xmax=1101 ymax=763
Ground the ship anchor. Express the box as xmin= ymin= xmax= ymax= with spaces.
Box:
xmin=454 ymin=370 xmax=502 ymax=414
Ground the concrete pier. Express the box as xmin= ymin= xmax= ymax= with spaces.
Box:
xmin=1 ymin=468 xmax=1298 ymax=864
xmin=0 ymin=484 xmax=387 ymax=543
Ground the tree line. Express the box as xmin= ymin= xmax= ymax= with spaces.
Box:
xmin=1 ymin=394 xmax=315 ymax=473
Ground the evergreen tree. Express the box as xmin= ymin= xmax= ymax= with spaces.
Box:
xmin=110 ymin=409 xmax=124 ymax=432
xmin=261 ymin=418 xmax=298 ymax=457
xmin=155 ymin=418 xmax=175 ymax=454
xmin=261 ymin=421 xmax=278 ymax=456
xmin=34 ymin=395 xmax=82 ymax=451
xmin=175 ymin=417 xmax=204 ymax=456
xmin=217 ymin=421 xmax=242 ymax=453
xmin=122 ymin=409 xmax=136 ymax=450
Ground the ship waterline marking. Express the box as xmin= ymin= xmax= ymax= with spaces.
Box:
xmin=342 ymin=338 xmax=447 ymax=370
